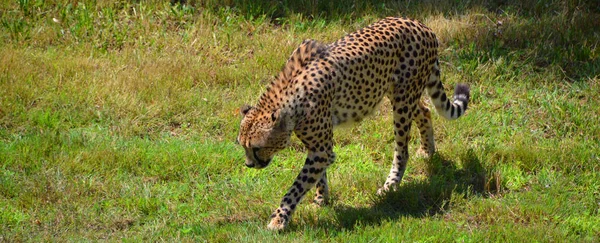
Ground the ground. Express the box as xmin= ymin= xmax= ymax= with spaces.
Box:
xmin=0 ymin=0 xmax=599 ymax=241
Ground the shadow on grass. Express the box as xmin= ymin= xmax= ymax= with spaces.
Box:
xmin=186 ymin=0 xmax=599 ymax=23
xmin=328 ymin=149 xmax=498 ymax=231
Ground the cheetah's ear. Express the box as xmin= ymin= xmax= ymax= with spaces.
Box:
xmin=240 ymin=105 xmax=253 ymax=116
xmin=272 ymin=108 xmax=293 ymax=132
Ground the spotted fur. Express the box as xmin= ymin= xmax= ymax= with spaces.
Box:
xmin=237 ymin=17 xmax=471 ymax=230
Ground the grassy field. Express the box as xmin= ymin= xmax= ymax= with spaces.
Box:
xmin=1 ymin=0 xmax=599 ymax=241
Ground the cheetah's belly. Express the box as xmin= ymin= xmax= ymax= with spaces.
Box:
xmin=331 ymin=76 xmax=389 ymax=126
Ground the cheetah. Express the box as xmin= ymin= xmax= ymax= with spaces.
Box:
xmin=237 ymin=17 xmax=470 ymax=230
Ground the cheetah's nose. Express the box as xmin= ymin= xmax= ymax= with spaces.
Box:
xmin=245 ymin=161 xmax=255 ymax=168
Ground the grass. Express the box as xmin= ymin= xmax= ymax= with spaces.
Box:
xmin=1 ymin=0 xmax=599 ymax=241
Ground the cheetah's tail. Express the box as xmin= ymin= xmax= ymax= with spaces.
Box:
xmin=426 ymin=62 xmax=470 ymax=120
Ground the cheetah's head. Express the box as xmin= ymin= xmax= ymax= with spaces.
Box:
xmin=237 ymin=105 xmax=293 ymax=169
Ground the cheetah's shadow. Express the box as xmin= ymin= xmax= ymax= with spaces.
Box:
xmin=327 ymin=149 xmax=497 ymax=231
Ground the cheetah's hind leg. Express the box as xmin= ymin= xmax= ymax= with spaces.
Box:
xmin=313 ymin=171 xmax=329 ymax=206
xmin=415 ymin=100 xmax=435 ymax=158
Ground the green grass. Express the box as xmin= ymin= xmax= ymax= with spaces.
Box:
xmin=1 ymin=0 xmax=599 ymax=241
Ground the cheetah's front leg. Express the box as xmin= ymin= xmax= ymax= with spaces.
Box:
xmin=267 ymin=151 xmax=334 ymax=230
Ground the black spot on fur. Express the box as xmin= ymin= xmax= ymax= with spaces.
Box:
xmin=454 ymin=83 xmax=470 ymax=100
